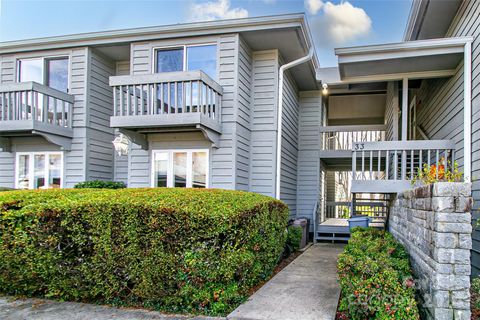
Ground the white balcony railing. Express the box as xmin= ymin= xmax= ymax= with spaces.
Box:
xmin=110 ymin=71 xmax=223 ymax=122
xmin=320 ymin=125 xmax=386 ymax=151
xmin=0 ymin=82 xmax=74 ymax=128
xmin=351 ymin=140 xmax=456 ymax=193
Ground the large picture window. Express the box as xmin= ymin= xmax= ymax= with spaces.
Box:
xmin=155 ymin=44 xmax=217 ymax=80
xmin=17 ymin=57 xmax=69 ymax=93
xmin=16 ymin=152 xmax=63 ymax=189
xmin=152 ymin=150 xmax=208 ymax=188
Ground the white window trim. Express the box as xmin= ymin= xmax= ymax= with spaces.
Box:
xmin=152 ymin=43 xmax=217 ymax=75
xmin=16 ymin=55 xmax=71 ymax=92
xmin=15 ymin=151 xmax=64 ymax=190
xmin=150 ymin=149 xmax=209 ymax=188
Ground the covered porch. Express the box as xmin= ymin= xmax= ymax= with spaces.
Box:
xmin=313 ymin=36 xmax=473 ymax=241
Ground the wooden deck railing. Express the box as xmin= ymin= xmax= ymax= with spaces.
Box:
xmin=110 ymin=71 xmax=223 ymax=121
xmin=0 ymin=82 xmax=74 ymax=128
xmin=320 ymin=125 xmax=386 ymax=151
xmin=352 ymin=140 xmax=455 ymax=183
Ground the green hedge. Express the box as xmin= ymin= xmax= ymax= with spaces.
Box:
xmin=0 ymin=188 xmax=289 ymax=315
xmin=74 ymin=180 xmax=126 ymax=189
xmin=337 ymin=228 xmax=419 ymax=319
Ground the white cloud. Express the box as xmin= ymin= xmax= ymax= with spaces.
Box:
xmin=322 ymin=1 xmax=372 ymax=43
xmin=305 ymin=0 xmax=323 ymax=15
xmin=307 ymin=1 xmax=372 ymax=46
xmin=189 ymin=0 xmax=248 ymax=22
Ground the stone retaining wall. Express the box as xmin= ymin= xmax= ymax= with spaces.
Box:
xmin=389 ymin=182 xmax=473 ymax=320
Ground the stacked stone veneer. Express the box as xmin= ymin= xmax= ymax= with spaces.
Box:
xmin=389 ymin=182 xmax=473 ymax=320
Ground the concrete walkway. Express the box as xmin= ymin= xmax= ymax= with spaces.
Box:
xmin=228 ymin=244 xmax=344 ymax=320
xmin=0 ymin=297 xmax=224 ymax=320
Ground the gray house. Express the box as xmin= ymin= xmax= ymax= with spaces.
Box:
xmin=0 ymin=1 xmax=479 ymax=275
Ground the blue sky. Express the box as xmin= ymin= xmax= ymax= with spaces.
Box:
xmin=0 ymin=0 xmax=412 ymax=66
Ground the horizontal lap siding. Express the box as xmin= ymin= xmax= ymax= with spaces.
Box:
xmin=211 ymin=34 xmax=237 ymax=189
xmin=0 ymin=48 xmax=88 ymax=187
xmin=0 ymin=55 xmax=15 ymax=187
xmin=235 ymin=37 xmax=252 ymax=191
xmin=281 ymin=69 xmax=299 ymax=216
xmin=85 ymin=49 xmax=115 ymax=182
xmin=297 ymin=91 xmax=322 ymax=226
xmin=385 ymin=82 xmax=399 ymax=141
xmin=128 ymin=36 xmax=238 ymax=189
xmin=250 ymin=50 xmax=279 ymax=197
xmin=417 ymin=0 xmax=480 ymax=276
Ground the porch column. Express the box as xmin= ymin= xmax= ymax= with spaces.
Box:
xmin=401 ymin=78 xmax=408 ymax=179
xmin=401 ymin=77 xmax=408 ymax=141
xmin=464 ymin=41 xmax=472 ymax=182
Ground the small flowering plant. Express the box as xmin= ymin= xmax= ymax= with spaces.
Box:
xmin=411 ymin=158 xmax=463 ymax=185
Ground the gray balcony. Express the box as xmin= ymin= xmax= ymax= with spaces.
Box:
xmin=109 ymin=71 xmax=223 ymax=148
xmin=0 ymin=82 xmax=74 ymax=151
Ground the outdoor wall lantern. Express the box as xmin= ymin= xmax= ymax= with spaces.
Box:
xmin=112 ymin=133 xmax=130 ymax=156
xmin=322 ymin=83 xmax=328 ymax=96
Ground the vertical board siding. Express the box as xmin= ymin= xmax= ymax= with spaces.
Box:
xmin=297 ymin=91 xmax=322 ymax=226
xmin=416 ymin=0 xmax=480 ymax=276
xmin=235 ymin=36 xmax=252 ymax=191
xmin=249 ymin=50 xmax=279 ymax=197
xmin=384 ymin=81 xmax=399 ymax=141
xmin=280 ymin=68 xmax=299 ymax=216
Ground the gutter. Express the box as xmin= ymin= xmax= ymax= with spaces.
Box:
xmin=275 ymin=46 xmax=315 ymax=200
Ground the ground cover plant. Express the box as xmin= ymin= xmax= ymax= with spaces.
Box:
xmin=472 ymin=277 xmax=480 ymax=319
xmin=337 ymin=228 xmax=419 ymax=320
xmin=0 ymin=188 xmax=289 ymax=316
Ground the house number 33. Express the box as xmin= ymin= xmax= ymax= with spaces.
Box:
xmin=354 ymin=143 xmax=365 ymax=151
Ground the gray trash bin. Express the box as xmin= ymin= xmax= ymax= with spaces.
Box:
xmin=293 ymin=218 xmax=308 ymax=249
xmin=348 ymin=215 xmax=369 ymax=230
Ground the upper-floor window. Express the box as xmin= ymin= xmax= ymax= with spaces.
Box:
xmin=155 ymin=44 xmax=217 ymax=80
xmin=17 ymin=57 xmax=69 ymax=93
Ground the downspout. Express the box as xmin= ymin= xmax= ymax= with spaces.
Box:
xmin=275 ymin=47 xmax=315 ymax=200
xmin=464 ymin=40 xmax=472 ymax=182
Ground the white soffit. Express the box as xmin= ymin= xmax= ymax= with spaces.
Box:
xmin=334 ymin=37 xmax=473 ymax=83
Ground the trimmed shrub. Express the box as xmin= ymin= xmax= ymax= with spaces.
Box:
xmin=0 ymin=187 xmax=14 ymax=192
xmin=337 ymin=228 xmax=419 ymax=319
xmin=0 ymin=188 xmax=288 ymax=315
xmin=74 ymin=180 xmax=126 ymax=189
